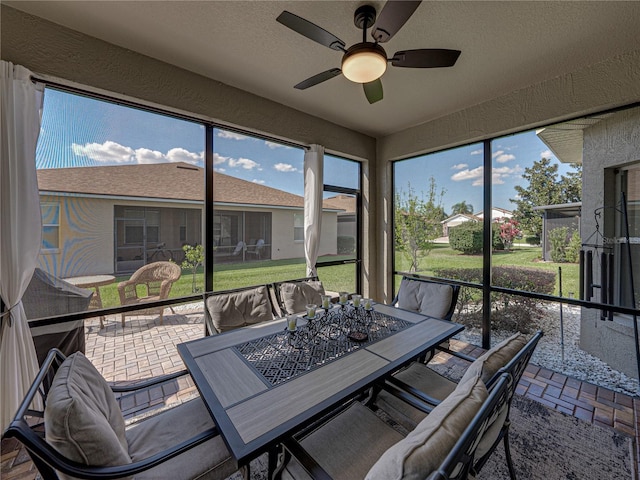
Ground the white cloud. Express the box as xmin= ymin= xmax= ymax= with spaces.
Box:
xmin=265 ymin=141 xmax=290 ymax=149
xmin=274 ymin=162 xmax=299 ymax=172
xmin=166 ymin=147 xmax=202 ymax=165
xmin=470 ymin=149 xmax=482 ymax=155
xmin=252 ymin=179 xmax=266 ymax=184
xmin=72 ymin=141 xmax=135 ymax=163
xmin=73 ymin=140 xmax=204 ymax=166
xmin=215 ymin=167 xmax=226 ymax=173
xmin=135 ymin=148 xmax=165 ymax=164
xmin=495 ymin=153 xmax=516 ymax=163
xmin=451 ymin=166 xmax=483 ymax=182
xmin=217 ymin=130 xmax=249 ymax=141
xmin=540 ymin=149 xmax=553 ymax=158
xmin=451 ymin=163 xmax=468 ymax=170
xmin=228 ymin=157 xmax=259 ymax=170
xmin=451 ymin=164 xmax=522 ymax=186
xmin=213 ymin=152 xmax=228 ymax=165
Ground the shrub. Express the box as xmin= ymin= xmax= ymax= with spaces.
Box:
xmin=449 ymin=222 xmax=483 ymax=254
xmin=549 ymin=227 xmax=569 ymax=262
xmin=525 ymin=235 xmax=541 ymax=246
xmin=337 ymin=236 xmax=356 ymax=254
xmin=565 ymin=230 xmax=581 ymax=263
xmin=433 ymin=265 xmax=556 ymax=333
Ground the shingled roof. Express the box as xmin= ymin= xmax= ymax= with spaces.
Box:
xmin=37 ymin=162 xmax=310 ymax=208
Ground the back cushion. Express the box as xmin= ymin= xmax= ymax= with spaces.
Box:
xmin=280 ymin=281 xmax=325 ymax=315
xmin=45 ymin=353 xmax=131 ymax=479
xmin=476 ymin=332 xmax=527 ymax=384
xmin=206 ymin=285 xmax=274 ymax=333
xmin=397 ymin=279 xmax=453 ymax=319
xmin=366 ymin=361 xmax=487 ymax=480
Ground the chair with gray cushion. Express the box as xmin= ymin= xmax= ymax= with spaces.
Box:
xmin=205 ymin=285 xmax=276 ymax=335
xmin=374 ymin=330 xmax=543 ymax=480
xmin=275 ymin=361 xmax=510 ymax=480
xmin=2 ymin=349 xmax=241 ymax=480
xmin=273 ymin=277 xmax=326 ymax=316
xmin=393 ymin=276 xmax=460 ymax=321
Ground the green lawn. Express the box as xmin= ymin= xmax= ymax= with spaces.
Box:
xmin=98 ymin=255 xmax=355 ymax=308
xmin=98 ymin=246 xmax=576 ymax=309
xmin=395 ymin=244 xmax=579 ymax=297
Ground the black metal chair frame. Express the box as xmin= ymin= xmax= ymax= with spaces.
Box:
xmin=2 ymin=349 xmax=223 ymax=480
xmin=380 ymin=330 xmax=544 ymax=480
xmin=275 ymin=374 xmax=511 ymax=480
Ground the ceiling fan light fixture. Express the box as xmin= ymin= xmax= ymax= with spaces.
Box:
xmin=341 ymin=42 xmax=387 ymax=83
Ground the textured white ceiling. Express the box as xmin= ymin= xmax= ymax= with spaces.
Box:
xmin=6 ymin=1 xmax=640 ymax=137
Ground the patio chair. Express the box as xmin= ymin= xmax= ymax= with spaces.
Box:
xmin=205 ymin=284 xmax=276 ymax=334
xmin=246 ymin=238 xmax=265 ymax=259
xmin=2 ymin=349 xmax=241 ymax=480
xmin=272 ymin=276 xmax=326 ymax=316
xmin=231 ymin=240 xmax=245 ymax=256
xmin=274 ymin=359 xmax=510 ymax=480
xmin=392 ymin=275 xmax=460 ymax=321
xmin=117 ymin=261 xmax=181 ymax=327
xmin=373 ymin=330 xmax=543 ymax=480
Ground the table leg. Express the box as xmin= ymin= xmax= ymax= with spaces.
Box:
xmin=90 ymin=287 xmax=106 ymax=329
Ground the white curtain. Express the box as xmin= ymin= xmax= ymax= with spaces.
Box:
xmin=303 ymin=144 xmax=324 ymax=277
xmin=0 ymin=61 xmax=44 ymax=432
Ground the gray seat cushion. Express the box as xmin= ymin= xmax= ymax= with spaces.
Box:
xmin=127 ymin=398 xmax=237 ymax=480
xmin=45 ymin=352 xmax=131 ymax=480
xmin=281 ymin=402 xmax=404 ymax=480
xmin=366 ymin=361 xmax=487 ymax=480
xmin=206 ymin=285 xmax=274 ymax=333
xmin=396 ymin=278 xmax=454 ymax=319
xmin=280 ymin=281 xmax=325 ymax=315
xmin=376 ymin=332 xmax=526 ymax=430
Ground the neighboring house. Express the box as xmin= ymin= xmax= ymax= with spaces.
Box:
xmin=440 ymin=213 xmax=479 ymax=237
xmin=324 ymin=194 xmax=357 ymax=239
xmin=533 ymin=202 xmax=582 ymax=261
xmin=474 ymin=207 xmax=514 ymax=221
xmin=440 ymin=208 xmax=513 ymax=237
xmin=37 ymin=162 xmax=340 ymax=276
xmin=537 ymin=108 xmax=640 ymax=378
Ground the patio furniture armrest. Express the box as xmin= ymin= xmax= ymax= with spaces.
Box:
xmin=434 ymin=344 xmax=477 ymax=363
xmin=109 ymin=368 xmax=189 ymax=393
xmin=382 ymin=376 xmax=439 ymax=413
xmin=278 ymin=438 xmax=334 ymax=480
xmin=117 ymin=279 xmax=137 ymax=302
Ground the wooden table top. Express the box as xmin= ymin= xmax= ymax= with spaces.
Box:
xmin=178 ymin=303 xmax=463 ymax=464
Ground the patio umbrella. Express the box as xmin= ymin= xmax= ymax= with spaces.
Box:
xmin=0 ymin=61 xmax=44 ymax=432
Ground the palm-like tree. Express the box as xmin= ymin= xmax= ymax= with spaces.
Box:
xmin=451 ymin=201 xmax=474 ymax=215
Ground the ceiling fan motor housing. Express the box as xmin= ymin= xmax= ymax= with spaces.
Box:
xmin=341 ymin=42 xmax=388 ymax=83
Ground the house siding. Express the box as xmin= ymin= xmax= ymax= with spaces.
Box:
xmin=581 ymin=108 xmax=640 ymax=378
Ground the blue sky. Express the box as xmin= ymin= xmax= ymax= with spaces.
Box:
xmin=394 ymin=130 xmax=576 ymax=215
xmin=36 ymin=87 xmax=574 ymax=208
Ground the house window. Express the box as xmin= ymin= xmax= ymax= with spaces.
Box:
xmin=293 ymin=213 xmax=304 ymax=241
xmin=41 ymin=202 xmax=60 ymax=250
xmin=615 ymin=164 xmax=640 ymax=308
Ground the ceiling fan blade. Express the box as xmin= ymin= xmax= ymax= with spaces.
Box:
xmin=391 ymin=49 xmax=461 ymax=68
xmin=294 ymin=68 xmax=342 ymax=90
xmin=277 ymin=11 xmax=346 ymax=51
xmin=363 ymin=79 xmax=383 ymax=104
xmin=371 ymin=0 xmax=422 ymax=43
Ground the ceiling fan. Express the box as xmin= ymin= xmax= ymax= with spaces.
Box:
xmin=276 ymin=1 xmax=461 ymax=104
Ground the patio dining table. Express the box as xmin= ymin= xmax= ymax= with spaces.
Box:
xmin=177 ymin=302 xmax=464 ymax=471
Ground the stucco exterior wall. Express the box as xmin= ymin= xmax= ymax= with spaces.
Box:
xmin=270 ymin=210 xmax=337 ymax=261
xmin=580 ymin=107 xmax=640 ymax=378
xmin=38 ymin=195 xmax=114 ymax=277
